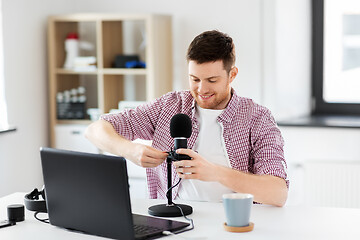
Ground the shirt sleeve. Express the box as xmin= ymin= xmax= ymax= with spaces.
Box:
xmin=100 ymin=95 xmax=166 ymax=141
xmin=250 ymin=108 xmax=289 ymax=188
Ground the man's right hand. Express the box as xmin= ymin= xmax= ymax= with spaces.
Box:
xmin=130 ymin=143 xmax=168 ymax=168
xmin=85 ymin=120 xmax=167 ymax=168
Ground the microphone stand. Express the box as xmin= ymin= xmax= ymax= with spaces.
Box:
xmin=148 ymin=153 xmax=193 ymax=217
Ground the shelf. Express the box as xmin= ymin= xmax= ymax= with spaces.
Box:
xmin=48 ymin=14 xmax=172 ymax=148
xmin=101 ymin=68 xmax=147 ymax=75
xmin=56 ymin=119 xmax=93 ymax=125
xmin=49 ymin=14 xmax=153 ymax=22
xmin=55 ymin=68 xmax=148 ymax=75
xmin=56 ymin=68 xmax=147 ymax=75
xmin=56 ymin=68 xmax=98 ymax=75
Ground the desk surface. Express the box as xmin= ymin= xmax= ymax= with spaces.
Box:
xmin=1 ymin=192 xmax=360 ymax=240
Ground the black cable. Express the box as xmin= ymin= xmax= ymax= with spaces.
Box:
xmin=166 ymin=178 xmax=182 ymax=199
xmin=172 ymin=204 xmax=194 ymax=234
xmin=34 ymin=212 xmax=50 ymax=224
xmin=163 ymin=178 xmax=194 ymax=235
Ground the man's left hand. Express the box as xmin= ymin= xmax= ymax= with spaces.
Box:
xmin=173 ymin=149 xmax=220 ymax=182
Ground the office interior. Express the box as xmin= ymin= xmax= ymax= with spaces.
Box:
xmin=0 ymin=0 xmax=360 ymax=211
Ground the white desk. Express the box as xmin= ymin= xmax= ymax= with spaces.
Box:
xmin=1 ymin=192 xmax=360 ymax=240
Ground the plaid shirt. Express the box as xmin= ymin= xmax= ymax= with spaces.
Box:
xmin=101 ymin=89 xmax=288 ymax=199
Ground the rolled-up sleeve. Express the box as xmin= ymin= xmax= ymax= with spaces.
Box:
xmin=100 ymin=95 xmax=165 ymax=141
xmin=250 ymin=109 xmax=289 ymax=188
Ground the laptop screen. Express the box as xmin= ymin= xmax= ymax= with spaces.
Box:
xmin=41 ymin=147 xmax=134 ymax=239
xmin=40 ymin=147 xmax=190 ymax=240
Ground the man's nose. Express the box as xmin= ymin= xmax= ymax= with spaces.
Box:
xmin=198 ymin=81 xmax=209 ymax=94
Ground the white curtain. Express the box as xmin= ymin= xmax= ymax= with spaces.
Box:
xmin=0 ymin=0 xmax=8 ymax=129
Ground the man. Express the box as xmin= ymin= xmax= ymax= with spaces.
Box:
xmin=85 ymin=30 xmax=288 ymax=207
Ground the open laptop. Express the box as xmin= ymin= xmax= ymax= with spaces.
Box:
xmin=40 ymin=147 xmax=190 ymax=240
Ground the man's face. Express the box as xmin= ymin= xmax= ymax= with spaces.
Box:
xmin=188 ymin=60 xmax=237 ymax=110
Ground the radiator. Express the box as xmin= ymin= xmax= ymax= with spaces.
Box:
xmin=303 ymin=161 xmax=360 ymax=208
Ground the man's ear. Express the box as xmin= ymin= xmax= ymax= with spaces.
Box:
xmin=229 ymin=66 xmax=238 ymax=83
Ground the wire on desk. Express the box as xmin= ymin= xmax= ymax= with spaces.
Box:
xmin=165 ymin=178 xmax=195 ymax=233
xmin=34 ymin=212 xmax=49 ymax=224
xmin=162 ymin=203 xmax=195 ymax=239
xmin=162 ymin=230 xmax=184 ymax=239
xmin=163 ymin=230 xmax=207 ymax=240
xmin=173 ymin=204 xmax=194 ymax=233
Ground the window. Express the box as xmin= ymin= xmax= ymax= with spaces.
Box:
xmin=312 ymin=0 xmax=360 ymax=115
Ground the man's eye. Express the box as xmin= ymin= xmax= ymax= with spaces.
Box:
xmin=192 ymin=79 xmax=200 ymax=82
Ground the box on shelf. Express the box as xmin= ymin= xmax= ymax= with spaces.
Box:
xmin=57 ymin=102 xmax=86 ymax=119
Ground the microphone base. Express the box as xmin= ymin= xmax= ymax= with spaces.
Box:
xmin=148 ymin=204 xmax=193 ymax=217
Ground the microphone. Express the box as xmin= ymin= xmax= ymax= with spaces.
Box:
xmin=148 ymin=113 xmax=193 ymax=217
xmin=170 ymin=114 xmax=192 ymax=160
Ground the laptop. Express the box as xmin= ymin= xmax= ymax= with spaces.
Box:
xmin=40 ymin=147 xmax=190 ymax=240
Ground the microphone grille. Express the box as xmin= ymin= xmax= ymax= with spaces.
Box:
xmin=170 ymin=113 xmax=192 ymax=138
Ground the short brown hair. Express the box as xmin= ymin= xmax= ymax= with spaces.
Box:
xmin=186 ymin=30 xmax=235 ymax=73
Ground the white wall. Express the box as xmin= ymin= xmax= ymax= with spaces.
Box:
xmin=0 ymin=0 xmax=311 ymax=197
xmin=281 ymin=126 xmax=360 ymax=207
xmin=262 ymin=0 xmax=312 ymax=120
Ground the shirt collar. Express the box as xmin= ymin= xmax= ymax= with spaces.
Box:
xmin=189 ymin=88 xmax=239 ymax=123
xmin=219 ymin=88 xmax=239 ymax=123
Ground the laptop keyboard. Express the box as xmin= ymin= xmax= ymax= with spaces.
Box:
xmin=134 ymin=224 xmax=163 ymax=237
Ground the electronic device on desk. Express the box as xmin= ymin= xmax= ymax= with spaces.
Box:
xmin=148 ymin=113 xmax=193 ymax=217
xmin=24 ymin=187 xmax=47 ymax=214
xmin=24 ymin=147 xmax=191 ymax=240
xmin=0 ymin=204 xmax=24 ymax=229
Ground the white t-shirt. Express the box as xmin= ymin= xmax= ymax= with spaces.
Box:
xmin=177 ymin=105 xmax=234 ymax=202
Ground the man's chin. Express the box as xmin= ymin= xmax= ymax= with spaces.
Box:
xmin=196 ymin=101 xmax=215 ymax=109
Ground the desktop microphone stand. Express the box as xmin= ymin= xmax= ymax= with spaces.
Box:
xmin=148 ymin=154 xmax=193 ymax=217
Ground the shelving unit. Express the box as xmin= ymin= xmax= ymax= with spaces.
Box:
xmin=47 ymin=14 xmax=172 ymax=148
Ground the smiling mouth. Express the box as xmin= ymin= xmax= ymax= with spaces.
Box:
xmin=199 ymin=94 xmax=214 ymax=100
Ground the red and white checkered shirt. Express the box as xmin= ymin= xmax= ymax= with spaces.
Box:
xmin=101 ymin=89 xmax=288 ymax=199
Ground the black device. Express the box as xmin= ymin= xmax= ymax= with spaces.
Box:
xmin=7 ymin=204 xmax=25 ymax=222
xmin=0 ymin=220 xmax=16 ymax=229
xmin=24 ymin=188 xmax=47 ymax=213
xmin=170 ymin=113 xmax=193 ymax=160
xmin=57 ymin=102 xmax=86 ymax=120
xmin=0 ymin=204 xmax=25 ymax=229
xmin=113 ymin=55 xmax=140 ymax=68
xmin=148 ymin=113 xmax=193 ymax=217
xmin=37 ymin=147 xmax=189 ymax=240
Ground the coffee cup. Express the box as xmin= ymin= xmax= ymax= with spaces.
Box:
xmin=222 ymin=193 xmax=253 ymax=227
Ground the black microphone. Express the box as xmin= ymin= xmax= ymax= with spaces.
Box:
xmin=148 ymin=113 xmax=193 ymax=217
xmin=170 ymin=113 xmax=192 ymax=160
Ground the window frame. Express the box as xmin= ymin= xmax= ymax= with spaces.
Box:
xmin=312 ymin=0 xmax=360 ymax=115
